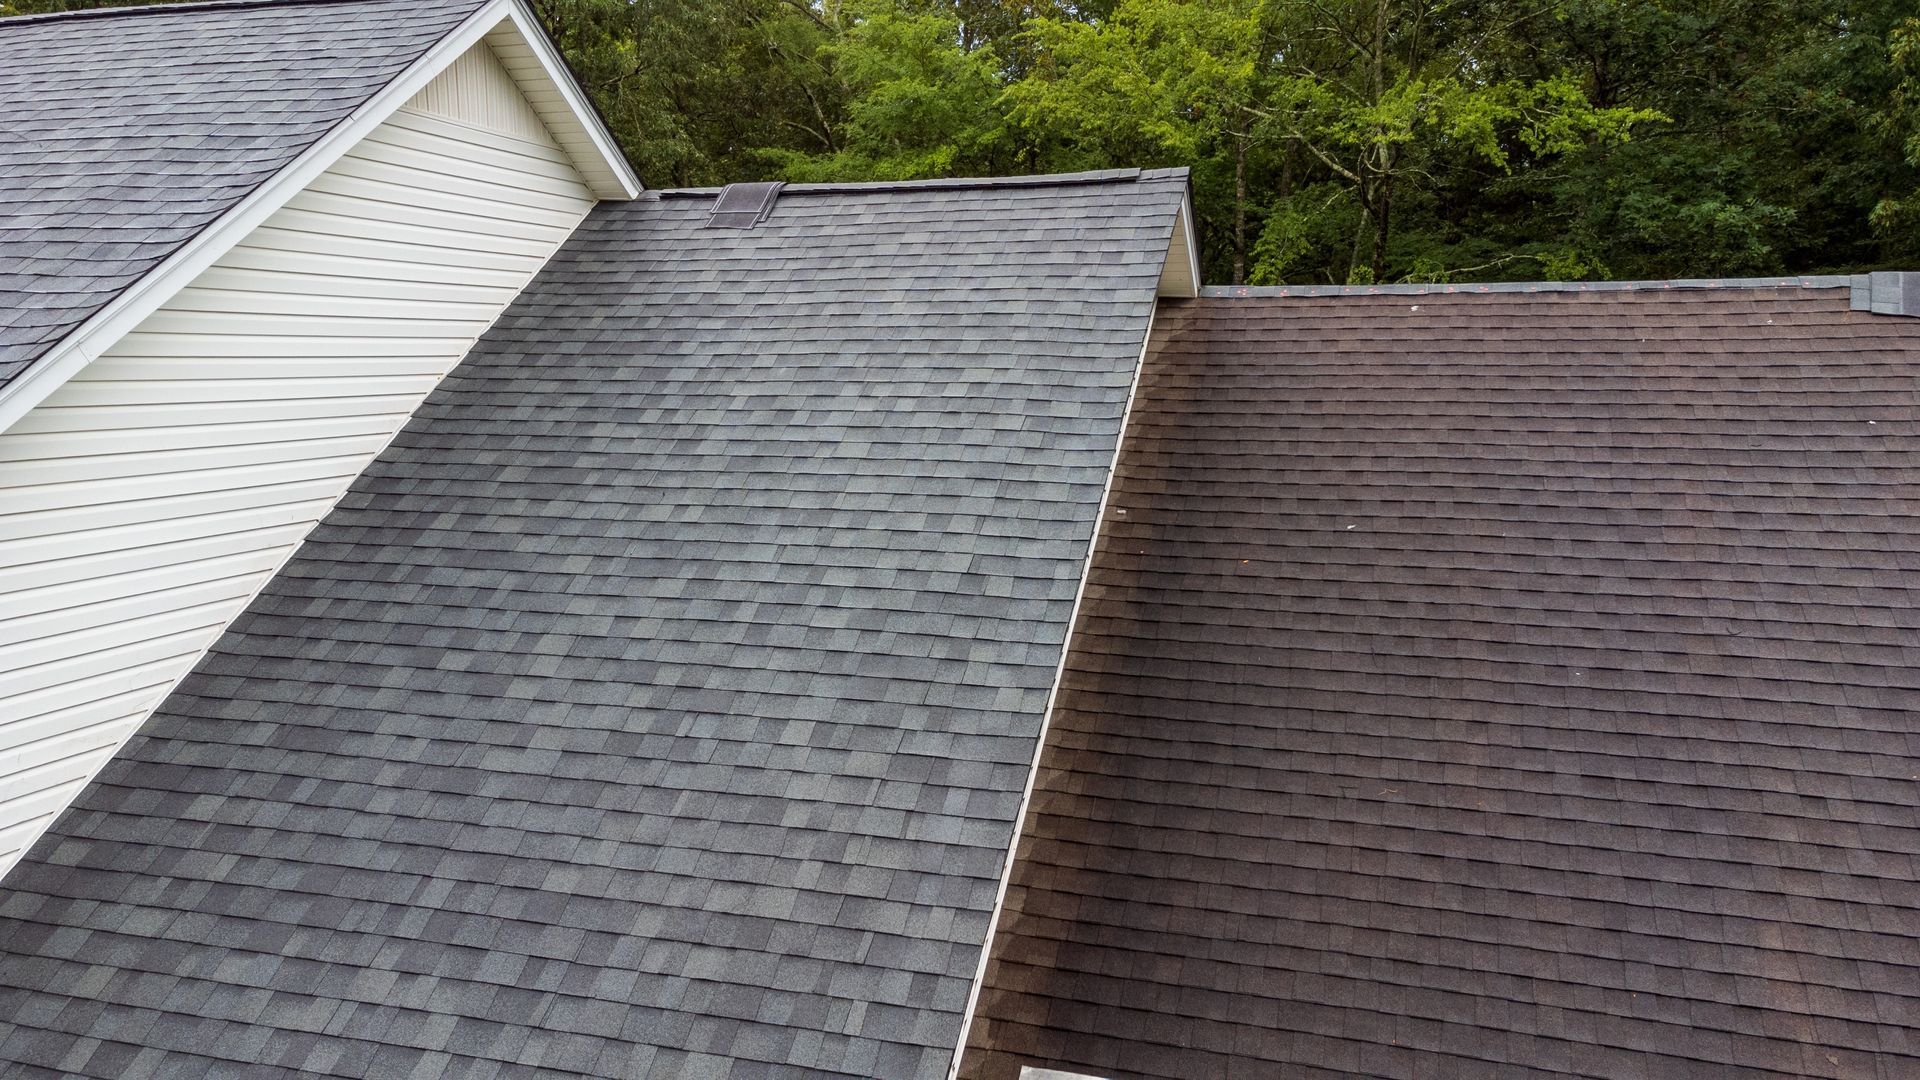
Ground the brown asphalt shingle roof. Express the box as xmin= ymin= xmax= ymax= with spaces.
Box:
xmin=961 ymin=285 xmax=1920 ymax=1080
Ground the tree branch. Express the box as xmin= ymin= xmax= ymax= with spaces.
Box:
xmin=1247 ymin=106 xmax=1365 ymax=184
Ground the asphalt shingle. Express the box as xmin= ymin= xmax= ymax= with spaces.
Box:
xmin=0 ymin=170 xmax=1187 ymax=1079
xmin=960 ymin=285 xmax=1920 ymax=1080
xmin=0 ymin=0 xmax=490 ymax=386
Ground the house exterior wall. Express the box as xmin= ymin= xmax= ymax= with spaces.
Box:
xmin=0 ymin=41 xmax=597 ymax=876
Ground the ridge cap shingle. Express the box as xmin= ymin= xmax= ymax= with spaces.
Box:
xmin=1200 ymin=274 xmax=1858 ymax=299
xmin=653 ymin=167 xmax=1187 ymax=200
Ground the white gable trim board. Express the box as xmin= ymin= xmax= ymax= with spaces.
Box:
xmin=0 ymin=28 xmax=620 ymax=877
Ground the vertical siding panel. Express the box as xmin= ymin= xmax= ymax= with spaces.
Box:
xmin=405 ymin=40 xmax=552 ymax=144
xmin=0 ymin=44 xmax=601 ymax=877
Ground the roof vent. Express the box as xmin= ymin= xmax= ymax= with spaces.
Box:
xmin=707 ymin=182 xmax=785 ymax=228
xmin=1852 ymin=271 xmax=1920 ymax=316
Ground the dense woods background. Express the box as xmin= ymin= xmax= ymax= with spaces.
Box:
xmin=12 ymin=0 xmax=1920 ymax=284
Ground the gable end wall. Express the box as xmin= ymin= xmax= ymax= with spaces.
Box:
xmin=0 ymin=44 xmax=599 ymax=877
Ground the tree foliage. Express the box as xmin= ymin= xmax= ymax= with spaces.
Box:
xmin=766 ymin=0 xmax=1017 ymax=180
xmin=9 ymin=0 xmax=1920 ymax=284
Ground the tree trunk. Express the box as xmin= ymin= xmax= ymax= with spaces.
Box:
xmin=1372 ymin=170 xmax=1393 ymax=282
xmin=1232 ymin=135 xmax=1249 ymax=286
xmin=1349 ymin=189 xmax=1371 ymax=285
xmin=1365 ymin=0 xmax=1391 ymax=282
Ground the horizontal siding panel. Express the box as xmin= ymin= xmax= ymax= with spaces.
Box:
xmin=1 ymin=713 xmax=140 ymax=794
xmin=0 ymin=625 xmax=222 ymax=708
xmin=183 ymin=263 xmax=527 ymax=306
xmin=230 ymin=223 xmax=552 ymax=275
xmin=213 ymin=244 xmax=534 ymax=290
xmin=116 ymin=308 xmax=495 ymax=339
xmin=346 ymin=132 xmax=589 ymax=201
xmin=0 ymin=38 xmax=598 ymax=880
xmin=0 ymin=748 xmax=127 ymax=824
xmin=0 ymin=479 xmax=356 ymax=554
xmin=2 ymin=597 xmax=244 ymax=679
xmin=155 ymin=284 xmax=506 ymax=322
xmin=378 ymin=107 xmax=579 ymax=173
xmin=69 ymin=358 xmax=453 ymax=384
xmin=102 ymin=330 xmax=466 ymax=359
xmin=42 ymin=375 xmax=445 ymax=409
xmin=1 ymin=690 xmax=155 ymax=767
xmin=258 ymin=205 xmax=558 ymax=261
xmin=0 ymin=518 xmax=321 ymax=592
xmin=0 ymin=415 xmax=402 ymax=463
xmin=302 ymin=168 xmax=588 ymax=230
xmin=0 ymin=756 xmax=98 ymax=807
xmin=1 ymin=433 xmax=393 ymax=498
xmin=12 ymin=397 xmax=429 ymax=433
xmin=0 ymin=806 xmax=65 ymax=869
xmin=0 ymin=463 xmax=369 ymax=541
xmin=0 ymin=430 xmax=393 ymax=499
xmin=283 ymin=186 xmax=577 ymax=245
xmin=8 ymin=560 xmax=268 ymax=630
xmin=321 ymin=154 xmax=592 ymax=216
xmin=0 ymin=658 xmax=179 ymax=737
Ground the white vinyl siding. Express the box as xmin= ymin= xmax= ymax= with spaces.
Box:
xmin=0 ymin=41 xmax=597 ymax=877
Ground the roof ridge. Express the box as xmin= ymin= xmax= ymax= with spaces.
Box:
xmin=1205 ymin=272 xmax=1920 ymax=317
xmin=655 ymin=167 xmax=1186 ymax=200
xmin=0 ymin=0 xmax=392 ymax=27
xmin=1201 ymin=275 xmax=1859 ymax=298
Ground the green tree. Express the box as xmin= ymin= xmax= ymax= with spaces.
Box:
xmin=1495 ymin=0 xmax=1915 ymax=279
xmin=1251 ymin=0 xmax=1657 ymax=283
xmin=1868 ymin=6 xmax=1920 ymax=257
xmin=764 ymin=0 xmax=1017 ymax=181
xmin=1005 ymin=0 xmax=1656 ymax=284
xmin=526 ymin=0 xmax=847 ymax=186
xmin=1007 ymin=0 xmax=1270 ymax=279
xmin=10 ymin=0 xmax=1920 ymax=283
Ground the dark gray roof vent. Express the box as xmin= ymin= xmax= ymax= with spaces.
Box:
xmin=707 ymin=181 xmax=784 ymax=228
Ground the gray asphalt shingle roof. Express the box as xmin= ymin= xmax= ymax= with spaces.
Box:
xmin=0 ymin=0 xmax=489 ymax=386
xmin=0 ymin=170 xmax=1188 ymax=1078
